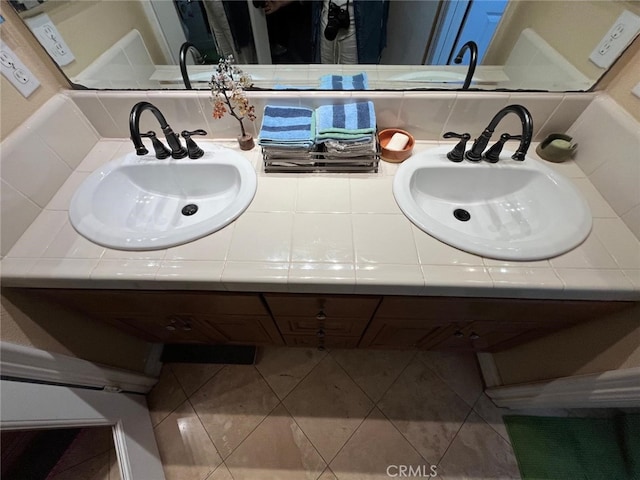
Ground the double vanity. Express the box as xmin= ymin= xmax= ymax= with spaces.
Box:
xmin=3 ymin=97 xmax=638 ymax=355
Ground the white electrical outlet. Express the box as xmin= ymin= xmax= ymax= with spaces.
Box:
xmin=0 ymin=40 xmax=40 ymax=98
xmin=632 ymin=82 xmax=640 ymax=100
xmin=589 ymin=10 xmax=640 ymax=69
xmin=25 ymin=13 xmax=75 ymax=67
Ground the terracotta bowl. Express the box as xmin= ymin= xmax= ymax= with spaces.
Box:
xmin=378 ymin=128 xmax=415 ymax=163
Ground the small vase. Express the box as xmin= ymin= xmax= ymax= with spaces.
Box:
xmin=237 ymin=134 xmax=255 ymax=151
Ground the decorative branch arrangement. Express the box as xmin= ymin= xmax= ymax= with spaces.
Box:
xmin=210 ymin=55 xmax=256 ymax=149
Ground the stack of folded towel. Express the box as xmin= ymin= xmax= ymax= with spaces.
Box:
xmin=258 ymin=101 xmax=378 ymax=171
xmin=319 ymin=73 xmax=368 ymax=90
xmin=258 ymin=105 xmax=316 ymax=153
xmin=315 ymin=101 xmax=376 ymax=158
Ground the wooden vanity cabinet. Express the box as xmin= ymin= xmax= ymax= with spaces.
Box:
xmin=26 ymin=289 xmax=634 ymax=352
xmin=262 ymin=294 xmax=381 ymax=349
xmin=360 ymin=296 xmax=633 ymax=352
xmin=32 ymin=289 xmax=283 ymax=346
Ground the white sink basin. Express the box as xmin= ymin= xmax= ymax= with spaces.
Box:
xmin=70 ymin=144 xmax=257 ymax=250
xmin=393 ymin=145 xmax=592 ymax=261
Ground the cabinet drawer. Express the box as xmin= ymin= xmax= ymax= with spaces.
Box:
xmin=376 ymin=296 xmax=633 ymax=324
xmin=264 ymin=294 xmax=380 ymax=318
xmin=282 ymin=335 xmax=360 ymax=348
xmin=275 ymin=316 xmax=370 ymax=336
xmin=37 ymin=289 xmax=268 ymax=316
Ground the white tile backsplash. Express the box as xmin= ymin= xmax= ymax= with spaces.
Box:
xmin=443 ymin=94 xmax=509 ymax=137
xmin=25 ymin=95 xmax=100 ymax=169
xmin=0 ymin=180 xmax=42 ymax=257
xmin=397 ymin=93 xmax=456 ymax=139
xmin=1 ymin=125 xmax=72 ymax=208
xmin=568 ymin=95 xmax=640 ymax=238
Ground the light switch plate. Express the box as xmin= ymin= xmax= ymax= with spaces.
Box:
xmin=0 ymin=40 xmax=40 ymax=98
xmin=589 ymin=10 xmax=640 ymax=69
xmin=632 ymin=82 xmax=640 ymax=100
xmin=25 ymin=13 xmax=75 ymax=67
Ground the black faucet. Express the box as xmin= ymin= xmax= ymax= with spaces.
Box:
xmin=179 ymin=42 xmax=204 ymax=90
xmin=129 ymin=101 xmax=187 ymax=159
xmin=465 ymin=104 xmax=533 ymax=162
xmin=453 ymin=41 xmax=477 ymax=90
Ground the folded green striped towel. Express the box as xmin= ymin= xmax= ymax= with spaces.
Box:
xmin=315 ymin=102 xmax=376 ymax=142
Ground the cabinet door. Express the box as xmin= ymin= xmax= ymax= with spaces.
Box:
xmin=363 ymin=296 xmax=634 ymax=352
xmin=198 ymin=314 xmax=284 ymax=346
xmin=282 ymin=335 xmax=360 ymax=349
xmin=264 ymin=294 xmax=381 ymax=346
xmin=108 ymin=313 xmax=224 ymax=344
xmin=32 ymin=289 xmax=280 ymax=345
xmin=359 ymin=317 xmax=457 ymax=349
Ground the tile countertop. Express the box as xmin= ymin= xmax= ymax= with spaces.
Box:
xmin=2 ymin=139 xmax=639 ymax=301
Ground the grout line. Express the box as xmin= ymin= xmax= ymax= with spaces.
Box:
xmin=279 ymin=401 xmax=331 ymax=476
xmin=415 ymin=351 xmax=484 ymax=409
xmin=170 ymin=361 xmax=225 ymax=400
xmin=148 ymin=365 xmax=190 ymax=429
xmin=189 ymin=365 xmax=281 ymax=462
xmin=273 ymin=349 xmax=329 ymax=404
xmin=436 ymin=407 xmax=474 ymax=467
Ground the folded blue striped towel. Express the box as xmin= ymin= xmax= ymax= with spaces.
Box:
xmin=315 ymin=101 xmax=376 ymax=141
xmin=258 ymin=105 xmax=315 ymax=148
xmin=319 ymin=73 xmax=368 ymax=90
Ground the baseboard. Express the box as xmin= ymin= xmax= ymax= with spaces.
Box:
xmin=0 ymin=342 xmax=157 ymax=394
xmin=476 ymin=352 xmax=502 ymax=387
xmin=486 ymin=366 xmax=640 ymax=409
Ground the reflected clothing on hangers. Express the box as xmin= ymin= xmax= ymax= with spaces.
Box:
xmin=312 ymin=0 xmax=389 ymax=64
xmin=202 ymin=0 xmax=256 ymax=64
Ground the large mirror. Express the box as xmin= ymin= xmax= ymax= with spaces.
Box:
xmin=11 ymin=0 xmax=640 ymax=91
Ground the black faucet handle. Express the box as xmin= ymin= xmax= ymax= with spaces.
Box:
xmin=181 ymin=129 xmax=207 ymax=159
xmin=140 ymin=131 xmax=171 ymax=159
xmin=484 ymin=133 xmax=522 ymax=163
xmin=443 ymin=131 xmax=471 ymax=162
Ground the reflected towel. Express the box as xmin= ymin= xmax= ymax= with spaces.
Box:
xmin=315 ymin=101 xmax=376 ymax=141
xmin=319 ymin=73 xmax=368 ymax=90
xmin=258 ymin=105 xmax=315 ymax=148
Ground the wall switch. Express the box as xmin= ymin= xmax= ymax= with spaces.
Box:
xmin=24 ymin=13 xmax=75 ymax=67
xmin=589 ymin=10 xmax=640 ymax=69
xmin=0 ymin=40 xmax=40 ymax=98
xmin=632 ymin=82 xmax=640 ymax=100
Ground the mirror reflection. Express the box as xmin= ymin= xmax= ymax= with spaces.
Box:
xmin=11 ymin=0 xmax=640 ymax=91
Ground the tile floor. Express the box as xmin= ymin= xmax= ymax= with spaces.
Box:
xmin=148 ymin=347 xmax=524 ymax=480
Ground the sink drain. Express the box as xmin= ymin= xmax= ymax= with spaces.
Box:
xmin=453 ymin=208 xmax=471 ymax=222
xmin=181 ymin=204 xmax=198 ymax=216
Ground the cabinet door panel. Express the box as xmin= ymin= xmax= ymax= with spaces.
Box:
xmin=111 ymin=314 xmax=222 ymax=344
xmin=198 ymin=315 xmax=284 ymax=345
xmin=264 ymin=294 xmax=380 ymax=318
xmin=282 ymin=335 xmax=360 ymax=348
xmin=275 ymin=316 xmax=370 ymax=336
xmin=360 ymin=318 xmax=453 ymax=349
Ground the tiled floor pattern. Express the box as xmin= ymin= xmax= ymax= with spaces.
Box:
xmin=148 ymin=348 xmax=523 ymax=480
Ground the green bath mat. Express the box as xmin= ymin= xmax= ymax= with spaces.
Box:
xmin=504 ymin=414 xmax=640 ymax=480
